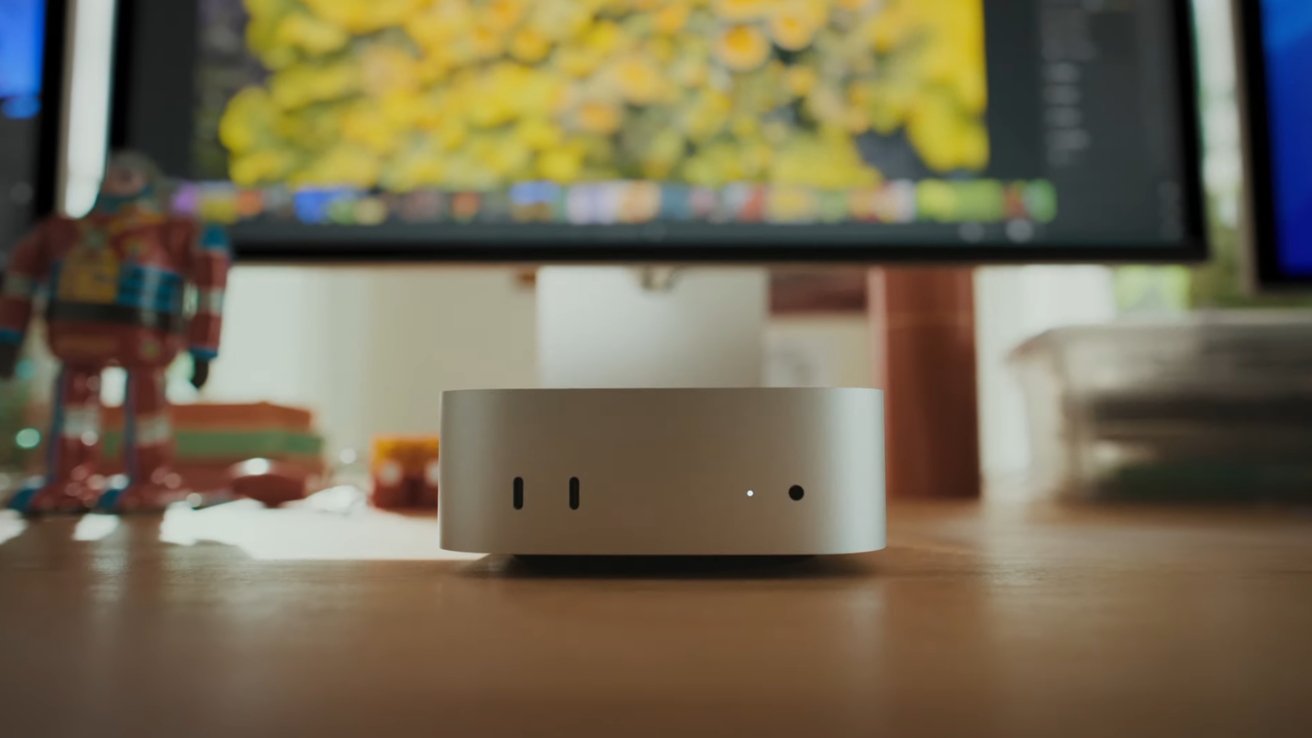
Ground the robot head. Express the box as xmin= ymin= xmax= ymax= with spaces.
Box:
xmin=93 ymin=150 xmax=164 ymax=214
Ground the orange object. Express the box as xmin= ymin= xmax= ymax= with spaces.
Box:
xmin=371 ymin=437 xmax=440 ymax=510
xmin=102 ymin=402 xmax=313 ymax=432
xmin=869 ymin=267 xmax=981 ymax=499
xmin=228 ymin=459 xmax=311 ymax=508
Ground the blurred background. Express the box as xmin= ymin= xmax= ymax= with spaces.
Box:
xmin=1 ymin=0 xmax=1308 ymax=509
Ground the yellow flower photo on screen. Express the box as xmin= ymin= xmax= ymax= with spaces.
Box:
xmin=715 ymin=25 xmax=771 ymax=72
xmin=341 ymin=105 xmax=398 ymax=155
xmin=577 ymin=101 xmax=623 ymax=135
xmin=295 ymin=143 xmax=382 ymax=187
xmin=715 ymin=0 xmax=772 ymax=22
xmin=654 ymin=3 xmax=690 ymax=35
xmin=300 ymin=0 xmax=426 ymax=35
xmin=220 ymin=0 xmax=991 ymax=190
xmin=275 ymin=13 xmax=350 ymax=57
xmin=483 ymin=0 xmax=526 ymax=33
xmin=610 ymin=54 xmax=667 ymax=105
xmin=538 ymin=146 xmax=586 ymax=182
xmin=769 ymin=2 xmax=824 ymax=51
xmin=510 ymin=27 xmax=552 ymax=63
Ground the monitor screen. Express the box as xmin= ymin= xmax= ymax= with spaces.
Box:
xmin=0 ymin=0 xmax=48 ymax=260
xmin=1244 ymin=0 xmax=1312 ymax=287
xmin=111 ymin=0 xmax=1204 ymax=262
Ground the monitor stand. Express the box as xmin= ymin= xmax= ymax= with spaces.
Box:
xmin=536 ymin=267 xmax=767 ymax=388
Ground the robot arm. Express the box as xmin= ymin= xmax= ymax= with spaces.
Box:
xmin=0 ymin=223 xmax=52 ymax=377
xmin=186 ymin=223 xmax=231 ymax=388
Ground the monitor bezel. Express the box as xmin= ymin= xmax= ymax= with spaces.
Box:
xmin=15 ymin=0 xmax=67 ymax=223
xmin=108 ymin=0 xmax=1209 ymax=265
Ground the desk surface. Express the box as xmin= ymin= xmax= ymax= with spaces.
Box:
xmin=1 ymin=501 xmax=1310 ymax=738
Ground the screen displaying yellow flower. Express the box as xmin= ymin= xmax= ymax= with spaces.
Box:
xmin=215 ymin=0 xmax=989 ymax=190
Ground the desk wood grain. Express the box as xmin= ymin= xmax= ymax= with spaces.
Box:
xmin=1 ymin=502 xmax=1310 ymax=738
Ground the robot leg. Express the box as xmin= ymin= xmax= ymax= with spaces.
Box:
xmin=9 ymin=364 xmax=104 ymax=514
xmin=98 ymin=365 xmax=186 ymax=512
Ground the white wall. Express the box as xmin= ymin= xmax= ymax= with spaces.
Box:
xmin=205 ymin=269 xmax=883 ymax=455
xmin=199 ymin=266 xmax=1114 ymax=487
xmin=765 ymin=314 xmax=872 ymax=388
xmin=974 ymin=266 xmax=1117 ymax=481
xmin=199 ymin=267 xmax=538 ymax=457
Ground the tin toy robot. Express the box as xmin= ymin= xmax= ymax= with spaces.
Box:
xmin=0 ymin=151 xmax=230 ymax=514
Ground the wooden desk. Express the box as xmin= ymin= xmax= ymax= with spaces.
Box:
xmin=2 ymin=502 xmax=1310 ymax=737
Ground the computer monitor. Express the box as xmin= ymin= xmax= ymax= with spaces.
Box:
xmin=1238 ymin=0 xmax=1312 ymax=289
xmin=109 ymin=0 xmax=1204 ymax=263
xmin=0 ymin=0 xmax=63 ymax=264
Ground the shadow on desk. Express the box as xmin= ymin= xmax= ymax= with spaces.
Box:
xmin=462 ymin=553 xmax=876 ymax=580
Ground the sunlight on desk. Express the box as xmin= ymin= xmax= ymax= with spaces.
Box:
xmin=72 ymin=514 xmax=120 ymax=542
xmin=0 ymin=511 xmax=25 ymax=545
xmin=156 ymin=500 xmax=482 ymax=561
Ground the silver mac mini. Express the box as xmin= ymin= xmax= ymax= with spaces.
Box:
xmin=439 ymin=388 xmax=885 ymax=556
